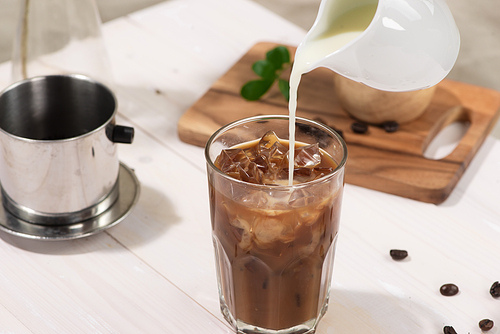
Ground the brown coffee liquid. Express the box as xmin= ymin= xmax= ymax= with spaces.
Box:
xmin=211 ymin=138 xmax=342 ymax=330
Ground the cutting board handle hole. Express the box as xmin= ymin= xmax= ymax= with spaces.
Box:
xmin=422 ymin=106 xmax=471 ymax=160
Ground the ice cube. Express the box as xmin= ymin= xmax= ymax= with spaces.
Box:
xmin=297 ymin=209 xmax=322 ymax=226
xmin=237 ymin=164 xmax=251 ymax=182
xmin=273 ymin=168 xmax=290 ymax=184
xmin=268 ymin=141 xmax=288 ymax=163
xmin=292 ymin=168 xmax=315 ymax=183
xmin=214 ymin=150 xmax=235 ymax=173
xmin=260 ymin=131 xmax=286 ymax=159
xmin=230 ymin=217 xmax=253 ymax=251
xmin=298 ymin=227 xmax=321 ymax=257
xmin=231 ymin=217 xmax=250 ymax=230
xmin=243 ymin=146 xmax=257 ymax=161
xmin=239 ymin=189 xmax=269 ymax=208
xmin=229 ymin=148 xmax=252 ymax=167
xmin=294 ymin=143 xmax=321 ymax=168
xmin=254 ymin=220 xmax=281 ymax=245
xmin=226 ymin=171 xmax=242 ymax=181
xmin=237 ymin=162 xmax=264 ymax=185
xmin=288 ymin=188 xmax=316 ymax=208
xmin=310 ymin=167 xmax=334 ymax=180
xmin=255 ymin=157 xmax=281 ymax=185
xmin=215 ymin=148 xmax=251 ymax=173
xmin=252 ymin=154 xmax=272 ymax=175
xmin=258 ymin=131 xmax=282 ymax=153
xmin=268 ymin=142 xmax=288 ymax=173
xmin=239 ymin=232 xmax=253 ymax=251
xmin=253 ymin=217 xmax=293 ymax=249
xmin=247 ymin=162 xmax=264 ymax=184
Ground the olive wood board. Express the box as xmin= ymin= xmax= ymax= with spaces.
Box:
xmin=178 ymin=42 xmax=500 ymax=204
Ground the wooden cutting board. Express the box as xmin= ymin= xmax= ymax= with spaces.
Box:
xmin=178 ymin=42 xmax=500 ymax=204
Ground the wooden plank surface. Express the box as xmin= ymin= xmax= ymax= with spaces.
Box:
xmin=178 ymin=42 xmax=500 ymax=204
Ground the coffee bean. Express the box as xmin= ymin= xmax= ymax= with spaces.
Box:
xmin=382 ymin=121 xmax=399 ymax=133
xmin=296 ymin=123 xmax=333 ymax=147
xmin=390 ymin=249 xmax=408 ymax=260
xmin=313 ymin=117 xmax=327 ymax=125
xmin=351 ymin=122 xmax=368 ymax=134
xmin=332 ymin=127 xmax=344 ymax=139
xmin=440 ymin=283 xmax=459 ymax=296
xmin=479 ymin=319 xmax=494 ymax=331
xmin=490 ymin=281 xmax=500 ymax=298
xmin=443 ymin=325 xmax=457 ymax=334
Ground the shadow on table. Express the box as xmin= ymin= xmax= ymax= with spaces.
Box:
xmin=317 ymin=288 xmax=445 ymax=334
xmin=0 ymin=183 xmax=181 ymax=254
xmin=440 ymin=135 xmax=496 ymax=207
xmin=107 ymin=182 xmax=183 ymax=246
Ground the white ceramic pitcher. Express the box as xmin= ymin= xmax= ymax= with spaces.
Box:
xmin=293 ymin=0 xmax=460 ymax=92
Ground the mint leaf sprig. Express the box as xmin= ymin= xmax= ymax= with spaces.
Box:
xmin=240 ymin=46 xmax=291 ymax=102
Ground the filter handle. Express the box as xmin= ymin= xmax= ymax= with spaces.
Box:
xmin=111 ymin=125 xmax=134 ymax=144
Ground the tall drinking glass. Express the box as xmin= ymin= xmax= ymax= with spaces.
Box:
xmin=205 ymin=115 xmax=347 ymax=334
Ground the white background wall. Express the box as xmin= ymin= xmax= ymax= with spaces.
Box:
xmin=0 ymin=0 xmax=165 ymax=63
xmin=1 ymin=0 xmax=498 ymax=90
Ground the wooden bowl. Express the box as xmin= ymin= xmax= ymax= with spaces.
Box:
xmin=333 ymin=73 xmax=437 ymax=124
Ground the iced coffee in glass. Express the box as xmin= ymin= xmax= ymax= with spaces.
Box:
xmin=205 ymin=115 xmax=347 ymax=334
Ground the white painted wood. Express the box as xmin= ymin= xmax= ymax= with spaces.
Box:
xmin=0 ymin=228 xmax=231 ymax=333
xmin=0 ymin=0 xmax=499 ymax=333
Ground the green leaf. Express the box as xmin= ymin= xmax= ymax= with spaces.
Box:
xmin=278 ymin=78 xmax=290 ymax=101
xmin=275 ymin=46 xmax=291 ymax=64
xmin=241 ymin=79 xmax=275 ymax=101
xmin=252 ymin=60 xmax=276 ymax=80
xmin=240 ymin=46 xmax=291 ymax=102
xmin=266 ymin=46 xmax=290 ymax=70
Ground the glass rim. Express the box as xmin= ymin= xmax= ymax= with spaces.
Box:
xmin=204 ymin=114 xmax=348 ymax=190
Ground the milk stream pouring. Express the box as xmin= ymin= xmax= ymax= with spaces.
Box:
xmin=287 ymin=0 xmax=460 ymax=184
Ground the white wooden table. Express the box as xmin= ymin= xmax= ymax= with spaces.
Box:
xmin=0 ymin=0 xmax=499 ymax=333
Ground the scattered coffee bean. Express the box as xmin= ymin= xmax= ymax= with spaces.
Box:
xmin=312 ymin=117 xmax=344 ymax=138
xmin=440 ymin=283 xmax=459 ymax=296
xmin=332 ymin=127 xmax=344 ymax=139
xmin=351 ymin=122 xmax=368 ymax=134
xmin=443 ymin=325 xmax=457 ymax=334
xmin=490 ymin=281 xmax=500 ymax=298
xmin=313 ymin=117 xmax=327 ymax=125
xmin=479 ymin=319 xmax=494 ymax=331
xmin=296 ymin=123 xmax=333 ymax=147
xmin=390 ymin=249 xmax=408 ymax=260
xmin=382 ymin=121 xmax=399 ymax=133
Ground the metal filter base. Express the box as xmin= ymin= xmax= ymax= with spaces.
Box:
xmin=0 ymin=162 xmax=140 ymax=240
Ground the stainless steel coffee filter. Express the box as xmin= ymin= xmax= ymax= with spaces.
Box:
xmin=0 ymin=75 xmax=134 ymax=225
